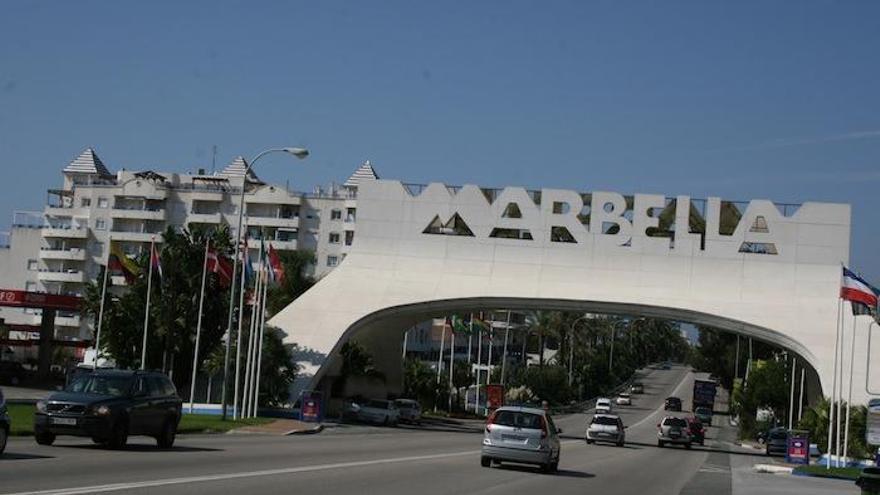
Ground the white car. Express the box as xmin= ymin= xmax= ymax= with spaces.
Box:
xmin=355 ymin=399 xmax=400 ymax=426
xmin=586 ymin=414 xmax=625 ymax=446
xmin=595 ymin=398 xmax=613 ymax=414
xmin=615 ymin=393 xmax=632 ymax=406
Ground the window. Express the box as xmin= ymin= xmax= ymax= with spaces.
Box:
xmin=346 ymin=207 xmax=356 ymax=222
xmin=331 ymin=209 xmax=342 ymax=220
xmin=327 ymin=255 xmax=338 ymax=267
xmin=80 ymin=197 xmax=91 ymax=208
xmin=95 ymin=218 xmax=107 ymax=230
xmin=27 ymin=259 xmax=38 ymax=271
xmin=329 ymin=232 xmax=340 ymax=244
xmin=345 ymin=231 xmax=354 ymax=246
xmin=97 ymin=197 xmax=109 ymax=208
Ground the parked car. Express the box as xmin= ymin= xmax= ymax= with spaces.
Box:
xmin=481 ymin=406 xmax=561 ymax=473
xmin=615 ymin=393 xmax=632 ymax=406
xmin=33 ymin=369 xmax=182 ymax=449
xmin=657 ymin=416 xmax=692 ymax=449
xmin=394 ymin=399 xmax=422 ymax=424
xmin=686 ymin=417 xmax=705 ymax=446
xmin=694 ymin=406 xmax=713 ymax=425
xmin=355 ymin=399 xmax=399 ymax=426
xmin=0 ymin=388 xmax=9 ymax=455
xmin=595 ymin=398 xmax=613 ymax=414
xmin=0 ymin=361 xmax=25 ymax=386
xmin=630 ymin=382 xmax=644 ymax=394
xmin=585 ymin=414 xmax=625 ymax=446
xmin=765 ymin=427 xmax=788 ymax=456
xmin=664 ymin=397 xmax=682 ymax=411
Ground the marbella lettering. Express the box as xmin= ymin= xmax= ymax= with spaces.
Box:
xmin=416 ymin=185 xmax=786 ymax=255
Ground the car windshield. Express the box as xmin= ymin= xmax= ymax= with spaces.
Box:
xmin=592 ymin=416 xmax=619 ymax=426
xmin=619 ymin=394 xmax=630 ymax=398
xmin=66 ymin=374 xmax=133 ymax=397
xmin=492 ymin=411 xmax=543 ymax=429
xmin=769 ymin=431 xmax=788 ymax=440
xmin=367 ymin=400 xmax=390 ymax=409
xmin=664 ymin=418 xmax=687 ymax=427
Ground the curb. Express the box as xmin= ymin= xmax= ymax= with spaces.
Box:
xmin=754 ymin=464 xmax=793 ymax=474
xmin=284 ymin=424 xmax=324 ymax=436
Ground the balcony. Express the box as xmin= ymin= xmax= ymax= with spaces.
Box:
xmin=35 ymin=314 xmax=82 ymax=327
xmin=188 ymin=211 xmax=223 ymax=225
xmin=110 ymin=230 xmax=162 ymax=243
xmin=40 ymin=247 xmax=88 ymax=261
xmin=37 ymin=269 xmax=87 ymax=283
xmin=111 ymin=206 xmax=165 ymax=221
xmin=42 ymin=226 xmax=89 ymax=239
xmin=45 ymin=206 xmax=86 ymax=217
xmin=246 ymin=238 xmax=298 ymax=251
xmin=244 ymin=215 xmax=299 ymax=228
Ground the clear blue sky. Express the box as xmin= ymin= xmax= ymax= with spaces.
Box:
xmin=2 ymin=1 xmax=879 ymax=281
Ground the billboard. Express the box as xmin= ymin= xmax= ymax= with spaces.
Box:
xmin=786 ymin=430 xmax=810 ymax=465
xmin=867 ymin=399 xmax=880 ymax=445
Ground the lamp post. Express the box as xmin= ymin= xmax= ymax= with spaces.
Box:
xmin=221 ymin=147 xmax=309 ymax=420
xmin=609 ymin=317 xmax=644 ymax=375
xmin=569 ymin=314 xmax=591 ymax=386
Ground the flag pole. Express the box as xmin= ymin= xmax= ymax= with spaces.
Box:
xmin=448 ymin=326 xmax=455 ymax=413
xmin=94 ymin=238 xmax=112 ymax=366
xmin=188 ymin=237 xmax=210 ymax=413
xmin=247 ymin=242 xmax=267 ymax=418
xmin=242 ymin=260 xmax=262 ymax=419
xmin=836 ymin=302 xmax=846 ymax=466
xmin=843 ymin=313 xmax=858 ymax=465
xmin=827 ymin=297 xmax=841 ymax=469
xmin=501 ymin=310 xmax=511 ymax=387
xmin=233 ymin=227 xmax=249 ymax=420
xmin=486 ymin=319 xmax=494 ymax=416
xmin=475 ymin=324 xmax=482 ymax=414
xmin=253 ymin=264 xmax=270 ymax=418
xmin=140 ymin=237 xmax=156 ymax=370
xmin=434 ymin=321 xmax=446 ymax=413
xmin=788 ymin=356 xmax=796 ymax=430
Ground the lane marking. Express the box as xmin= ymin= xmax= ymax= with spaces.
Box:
xmin=1 ymin=450 xmax=480 ymax=495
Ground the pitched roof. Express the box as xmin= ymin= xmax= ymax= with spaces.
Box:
xmin=344 ymin=160 xmax=379 ymax=188
xmin=63 ymin=148 xmax=112 ymax=176
xmin=219 ymin=156 xmax=261 ymax=182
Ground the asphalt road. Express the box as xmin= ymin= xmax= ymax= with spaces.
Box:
xmin=0 ymin=365 xmax=855 ymax=495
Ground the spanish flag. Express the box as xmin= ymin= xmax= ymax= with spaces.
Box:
xmin=109 ymin=243 xmax=141 ymax=283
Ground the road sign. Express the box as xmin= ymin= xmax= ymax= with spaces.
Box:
xmin=486 ymin=384 xmax=504 ymax=410
xmin=299 ymin=390 xmax=323 ymax=423
xmin=867 ymin=399 xmax=880 ymax=445
xmin=786 ymin=430 xmax=810 ymax=465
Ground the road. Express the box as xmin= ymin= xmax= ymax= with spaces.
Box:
xmin=0 ymin=365 xmax=856 ymax=495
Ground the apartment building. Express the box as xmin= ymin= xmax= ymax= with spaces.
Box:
xmin=1 ymin=148 xmax=378 ymax=342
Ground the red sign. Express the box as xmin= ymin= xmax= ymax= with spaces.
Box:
xmin=486 ymin=384 xmax=504 ymax=410
xmin=0 ymin=290 xmax=81 ymax=311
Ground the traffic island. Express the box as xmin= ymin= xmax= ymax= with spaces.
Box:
xmin=233 ymin=419 xmax=324 ymax=436
xmin=792 ymin=465 xmax=862 ymax=481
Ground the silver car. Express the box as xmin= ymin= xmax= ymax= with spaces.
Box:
xmin=394 ymin=399 xmax=422 ymax=425
xmin=657 ymin=416 xmax=692 ymax=449
xmin=481 ymin=406 xmax=561 ymax=473
xmin=355 ymin=399 xmax=400 ymax=426
xmin=586 ymin=414 xmax=625 ymax=446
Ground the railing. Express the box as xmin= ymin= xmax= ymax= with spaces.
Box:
xmin=113 ymin=205 xmax=164 ymax=212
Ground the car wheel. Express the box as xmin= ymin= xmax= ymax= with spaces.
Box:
xmin=480 ymin=456 xmax=491 ymax=468
xmin=35 ymin=431 xmax=55 ymax=446
xmin=549 ymin=461 xmax=559 ymax=473
xmin=156 ymin=417 xmax=177 ymax=449
xmin=586 ymin=438 xmax=593 ymax=444
xmin=617 ymin=441 xmax=624 ymax=447
xmin=0 ymin=427 xmax=7 ymax=454
xmin=685 ymin=443 xmax=692 ymax=450
xmin=658 ymin=441 xmax=664 ymax=448
xmin=10 ymin=376 xmax=19 ymax=386
xmin=108 ymin=419 xmax=128 ymax=449
xmin=382 ymin=416 xmax=389 ymax=426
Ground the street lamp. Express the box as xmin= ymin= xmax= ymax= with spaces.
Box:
xmin=609 ymin=317 xmax=645 ymax=375
xmin=568 ymin=314 xmax=592 ymax=386
xmin=221 ymin=147 xmax=309 ymax=421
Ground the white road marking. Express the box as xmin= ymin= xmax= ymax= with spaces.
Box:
xmin=2 ymin=450 xmax=480 ymax=495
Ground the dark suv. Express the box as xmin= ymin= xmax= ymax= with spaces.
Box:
xmin=664 ymin=397 xmax=682 ymax=411
xmin=34 ymin=369 xmax=182 ymax=449
xmin=1 ymin=388 xmax=9 ymax=454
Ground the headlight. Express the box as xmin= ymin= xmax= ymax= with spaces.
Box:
xmin=93 ymin=405 xmax=111 ymax=416
xmin=36 ymin=400 xmax=48 ymax=413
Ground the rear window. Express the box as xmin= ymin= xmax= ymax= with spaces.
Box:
xmin=663 ymin=418 xmax=687 ymax=427
xmin=491 ymin=410 xmax=543 ymax=429
xmin=592 ymin=416 xmax=619 ymax=426
xmin=769 ymin=431 xmax=787 ymax=440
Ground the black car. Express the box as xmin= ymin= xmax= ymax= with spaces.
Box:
xmin=664 ymin=397 xmax=682 ymax=411
xmin=34 ymin=369 xmax=182 ymax=449
xmin=1 ymin=388 xmax=9 ymax=455
xmin=0 ymin=361 xmax=25 ymax=386
xmin=765 ymin=427 xmax=788 ymax=456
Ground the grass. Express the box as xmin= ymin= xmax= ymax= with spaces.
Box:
xmin=5 ymin=404 xmax=272 ymax=436
xmin=793 ymin=465 xmax=863 ymax=481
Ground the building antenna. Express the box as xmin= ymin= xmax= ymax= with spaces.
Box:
xmin=211 ymin=145 xmax=218 ymax=174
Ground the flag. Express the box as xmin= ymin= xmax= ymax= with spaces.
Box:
xmin=241 ymin=232 xmax=255 ymax=284
xmin=267 ymin=243 xmax=284 ymax=285
xmin=449 ymin=314 xmax=470 ymax=334
xmin=108 ymin=243 xmax=140 ymax=283
xmin=841 ymin=267 xmax=879 ymax=309
xmin=206 ymin=248 xmax=233 ymax=287
xmin=150 ymin=242 xmax=162 ymax=280
xmin=472 ymin=314 xmax=491 ymax=333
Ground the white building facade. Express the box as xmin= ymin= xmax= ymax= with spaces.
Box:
xmin=0 ymin=148 xmax=379 ymax=341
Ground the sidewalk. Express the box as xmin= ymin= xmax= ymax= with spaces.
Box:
xmin=2 ymin=385 xmax=52 ymax=402
xmin=233 ymin=419 xmax=324 ymax=435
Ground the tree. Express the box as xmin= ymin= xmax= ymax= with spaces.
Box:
xmin=332 ymin=341 xmax=385 ymax=397
xmin=265 ymin=250 xmax=316 ymax=315
xmin=257 ymin=328 xmax=299 ymax=407
xmin=798 ymin=398 xmax=870 ymax=458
